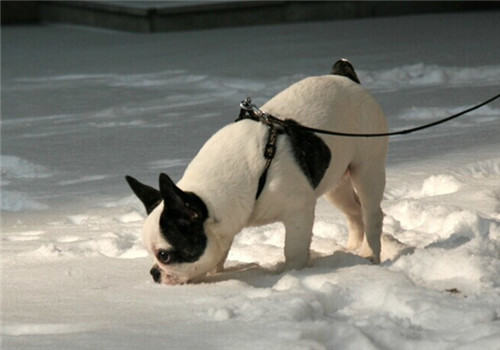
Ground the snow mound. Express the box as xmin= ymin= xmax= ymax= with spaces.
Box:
xmin=202 ymin=266 xmax=498 ymax=349
xmin=67 ymin=215 xmax=89 ymax=225
xmin=385 ymin=184 xmax=500 ymax=294
xmin=118 ymin=211 xmax=144 ymax=223
xmin=2 ymin=323 xmax=95 ymax=336
xmin=148 ymin=158 xmax=188 ymax=170
xmin=1 ymin=155 xmax=53 ymax=211
xmin=58 ymin=174 xmax=111 ymax=186
xmin=4 ymin=230 xmax=45 ymax=242
xmin=56 ymin=235 xmax=81 ymax=243
xmin=229 ymin=230 xmax=285 ymax=266
xmin=24 ymin=231 xmax=147 ymax=260
xmin=390 ymin=240 xmax=500 ymax=294
xmin=88 ymin=120 xmax=147 ymax=128
xmin=1 ymin=155 xmax=53 ymax=179
xmin=1 ymin=190 xmax=49 ymax=212
xmin=20 ymin=211 xmax=147 ymax=260
xmin=462 ymin=158 xmax=500 ymax=178
xmin=385 ymin=200 xmax=491 ymax=245
xmin=389 ymin=214 xmax=500 ymax=293
xmin=399 ymin=105 xmax=500 ymax=122
xmin=359 ymin=63 xmax=500 ymax=91
xmin=411 ymin=174 xmax=462 ymax=198
xmin=13 ymin=70 xmax=196 ymax=89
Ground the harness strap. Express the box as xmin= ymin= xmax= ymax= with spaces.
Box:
xmin=237 ymin=98 xmax=284 ymax=199
xmin=255 ymin=125 xmax=280 ymax=199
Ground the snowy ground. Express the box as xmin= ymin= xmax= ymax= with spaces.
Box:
xmin=2 ymin=11 xmax=500 ymax=350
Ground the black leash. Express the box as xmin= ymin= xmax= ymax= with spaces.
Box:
xmin=239 ymin=93 xmax=500 ymax=138
xmin=236 ymin=93 xmax=499 ymax=199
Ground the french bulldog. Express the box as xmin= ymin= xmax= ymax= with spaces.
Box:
xmin=126 ymin=62 xmax=388 ymax=284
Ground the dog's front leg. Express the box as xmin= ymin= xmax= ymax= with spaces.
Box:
xmin=282 ymin=205 xmax=315 ymax=270
xmin=214 ymin=238 xmax=233 ymax=273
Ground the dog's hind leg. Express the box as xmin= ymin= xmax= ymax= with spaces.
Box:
xmin=325 ymin=171 xmax=364 ymax=251
xmin=349 ymin=161 xmax=385 ymax=264
xmin=282 ymin=200 xmax=315 ymax=270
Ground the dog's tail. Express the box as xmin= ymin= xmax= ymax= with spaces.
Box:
xmin=330 ymin=58 xmax=360 ymax=84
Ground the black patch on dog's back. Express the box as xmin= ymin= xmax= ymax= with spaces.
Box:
xmin=283 ymin=120 xmax=331 ymax=189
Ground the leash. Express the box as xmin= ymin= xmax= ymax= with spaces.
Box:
xmin=237 ymin=93 xmax=499 ymax=199
xmin=238 ymin=93 xmax=500 ymax=138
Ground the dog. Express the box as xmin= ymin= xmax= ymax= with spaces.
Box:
xmin=126 ymin=60 xmax=388 ymax=285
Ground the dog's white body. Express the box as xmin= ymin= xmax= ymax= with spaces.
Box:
xmin=143 ymin=75 xmax=388 ymax=283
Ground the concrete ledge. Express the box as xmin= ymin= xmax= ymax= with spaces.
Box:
xmin=1 ymin=1 xmax=40 ymax=24
xmin=152 ymin=1 xmax=288 ymax=32
xmin=39 ymin=1 xmax=154 ymax=32
xmin=2 ymin=1 xmax=500 ymax=32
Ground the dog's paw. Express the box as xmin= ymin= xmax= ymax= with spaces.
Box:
xmin=346 ymin=240 xmax=363 ymax=252
xmin=358 ymin=252 xmax=380 ymax=264
xmin=366 ymin=255 xmax=381 ymax=264
xmin=358 ymin=242 xmax=381 ymax=264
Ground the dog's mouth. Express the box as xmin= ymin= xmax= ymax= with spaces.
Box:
xmin=161 ymin=271 xmax=190 ymax=285
xmin=163 ymin=274 xmax=185 ymax=285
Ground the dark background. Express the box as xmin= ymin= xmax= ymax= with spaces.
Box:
xmin=3 ymin=1 xmax=500 ymax=33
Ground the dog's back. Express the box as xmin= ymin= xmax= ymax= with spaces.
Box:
xmin=261 ymin=75 xmax=388 ymax=195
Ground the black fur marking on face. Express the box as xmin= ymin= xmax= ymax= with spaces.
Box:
xmin=125 ymin=175 xmax=162 ymax=214
xmin=283 ymin=120 xmax=331 ymax=189
xmin=158 ymin=173 xmax=208 ymax=263
xmin=331 ymin=58 xmax=361 ymax=84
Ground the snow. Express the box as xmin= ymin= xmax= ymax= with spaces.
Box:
xmin=2 ymin=11 xmax=500 ymax=350
xmin=359 ymin=63 xmax=500 ymax=92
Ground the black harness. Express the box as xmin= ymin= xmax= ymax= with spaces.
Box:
xmin=236 ymin=97 xmax=285 ymax=199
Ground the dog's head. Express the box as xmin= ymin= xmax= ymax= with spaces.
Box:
xmin=126 ymin=173 xmax=219 ymax=284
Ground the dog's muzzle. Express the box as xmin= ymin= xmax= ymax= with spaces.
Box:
xmin=149 ymin=265 xmax=188 ymax=285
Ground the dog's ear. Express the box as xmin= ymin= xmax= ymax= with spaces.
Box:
xmin=158 ymin=173 xmax=208 ymax=261
xmin=159 ymin=173 xmax=185 ymax=211
xmin=158 ymin=173 xmax=205 ymax=221
xmin=125 ymin=175 xmax=162 ymax=214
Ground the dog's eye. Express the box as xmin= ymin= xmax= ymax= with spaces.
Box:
xmin=157 ymin=250 xmax=171 ymax=264
xmin=184 ymin=202 xmax=199 ymax=220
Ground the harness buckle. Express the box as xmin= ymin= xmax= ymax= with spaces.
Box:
xmin=239 ymin=97 xmax=253 ymax=111
xmin=237 ymin=97 xmax=258 ymax=122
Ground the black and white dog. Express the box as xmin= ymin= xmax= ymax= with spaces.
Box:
xmin=126 ymin=60 xmax=388 ymax=285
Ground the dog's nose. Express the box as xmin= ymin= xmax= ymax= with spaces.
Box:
xmin=150 ymin=266 xmax=161 ymax=283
